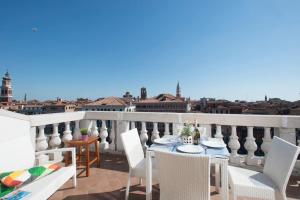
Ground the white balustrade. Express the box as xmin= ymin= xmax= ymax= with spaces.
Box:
xmin=36 ymin=125 xmax=48 ymax=151
xmin=49 ymin=123 xmax=63 ymax=161
xmin=3 ymin=110 xmax=299 ymax=171
xmin=261 ymin=127 xmax=272 ymax=159
xmin=131 ymin=121 xmax=135 ymax=129
xmin=215 ymin=125 xmax=223 ymax=140
xmin=100 ymin=120 xmax=109 ymax=150
xmin=110 ymin=120 xmax=116 ymax=151
xmin=151 ymin=122 xmax=160 ymax=142
xmin=90 ymin=120 xmax=99 ymax=137
xmin=140 ymin=121 xmax=148 ymax=148
xmin=73 ymin=120 xmax=81 ymax=140
xmin=164 ymin=123 xmax=170 ymax=135
xmin=62 ymin=122 xmax=72 ymax=143
xmin=49 ymin=123 xmax=61 ymax=148
xmin=172 ymin=123 xmax=182 ymax=136
xmin=228 ymin=126 xmax=241 ymax=164
xmin=244 ymin=126 xmax=260 ymax=166
xmin=203 ymin=124 xmax=212 ymax=137
xmin=36 ymin=125 xmax=49 ymax=164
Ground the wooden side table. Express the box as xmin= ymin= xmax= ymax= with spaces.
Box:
xmin=64 ymin=136 xmax=100 ymax=177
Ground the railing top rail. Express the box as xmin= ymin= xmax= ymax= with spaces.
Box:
xmin=1 ymin=109 xmax=299 ymax=128
xmin=0 ymin=109 xmax=29 ymax=121
xmin=85 ymin=111 xmax=300 ymax=128
xmin=29 ymin=111 xmax=86 ymax=126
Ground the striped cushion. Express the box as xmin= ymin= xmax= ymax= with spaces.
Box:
xmin=0 ymin=164 xmax=61 ymax=198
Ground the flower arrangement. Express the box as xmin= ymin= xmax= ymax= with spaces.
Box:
xmin=180 ymin=120 xmax=205 ymax=145
xmin=180 ymin=122 xmax=194 ymax=144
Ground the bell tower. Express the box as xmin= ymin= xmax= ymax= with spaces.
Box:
xmin=0 ymin=71 xmax=13 ymax=104
xmin=141 ymin=87 xmax=147 ymax=100
xmin=176 ymin=82 xmax=181 ymax=99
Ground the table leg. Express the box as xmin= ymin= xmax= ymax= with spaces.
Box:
xmin=78 ymin=146 xmax=82 ymax=166
xmin=220 ymin=159 xmax=228 ymax=200
xmin=86 ymin=144 xmax=90 ymax=177
xmin=146 ymin=151 xmax=152 ymax=200
xmin=95 ymin=141 xmax=100 ymax=167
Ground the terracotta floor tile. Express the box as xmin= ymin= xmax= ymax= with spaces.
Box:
xmin=49 ymin=153 xmax=300 ymax=200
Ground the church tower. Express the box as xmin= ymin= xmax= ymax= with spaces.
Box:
xmin=0 ymin=71 xmax=13 ymax=104
xmin=141 ymin=87 xmax=147 ymax=100
xmin=176 ymin=82 xmax=181 ymax=98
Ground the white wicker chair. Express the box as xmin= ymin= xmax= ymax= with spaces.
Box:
xmin=155 ymin=151 xmax=210 ymax=200
xmin=120 ymin=128 xmax=158 ymax=200
xmin=228 ymin=136 xmax=300 ymax=200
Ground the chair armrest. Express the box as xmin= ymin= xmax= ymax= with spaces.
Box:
xmin=36 ymin=148 xmax=76 ymax=167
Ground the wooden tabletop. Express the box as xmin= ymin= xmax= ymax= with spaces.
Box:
xmin=64 ymin=136 xmax=99 ymax=145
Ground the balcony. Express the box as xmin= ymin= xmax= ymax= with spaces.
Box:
xmin=0 ymin=109 xmax=299 ymax=199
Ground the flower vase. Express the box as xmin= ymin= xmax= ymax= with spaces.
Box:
xmin=181 ymin=135 xmax=193 ymax=144
xmin=81 ymin=135 xmax=89 ymax=142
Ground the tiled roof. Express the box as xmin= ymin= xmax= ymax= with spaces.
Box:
xmin=86 ymin=96 xmax=127 ymax=106
xmin=136 ymin=93 xmax=185 ymax=104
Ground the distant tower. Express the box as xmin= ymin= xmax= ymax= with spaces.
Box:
xmin=24 ymin=93 xmax=27 ymax=102
xmin=176 ymin=82 xmax=181 ymax=98
xmin=0 ymin=71 xmax=13 ymax=104
xmin=265 ymin=94 xmax=268 ymax=102
xmin=141 ymin=87 xmax=147 ymax=100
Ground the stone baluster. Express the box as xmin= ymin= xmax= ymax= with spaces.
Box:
xmin=276 ymin=128 xmax=297 ymax=144
xmin=164 ymin=123 xmax=170 ymax=135
xmin=131 ymin=121 xmax=136 ymax=129
xmin=109 ymin=120 xmax=116 ymax=151
xmin=36 ymin=125 xmax=48 ymax=151
xmin=49 ymin=123 xmax=63 ymax=161
xmin=151 ymin=122 xmax=160 ymax=142
xmin=140 ymin=121 xmax=148 ymax=148
xmin=62 ymin=122 xmax=72 ymax=143
xmin=215 ymin=125 xmax=223 ymax=140
xmin=228 ymin=126 xmax=241 ymax=164
xmin=172 ymin=123 xmax=182 ymax=136
xmin=50 ymin=123 xmax=61 ymax=148
xmin=100 ymin=120 xmax=109 ymax=150
xmin=73 ymin=120 xmax=81 ymax=140
xmin=261 ymin=127 xmax=272 ymax=160
xmin=244 ymin=126 xmax=259 ymax=165
xmin=90 ymin=120 xmax=99 ymax=137
xmin=202 ymin=124 xmax=212 ymax=137
xmin=36 ymin=125 xmax=49 ymax=164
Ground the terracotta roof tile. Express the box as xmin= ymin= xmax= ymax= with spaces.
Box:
xmin=86 ymin=96 xmax=127 ymax=106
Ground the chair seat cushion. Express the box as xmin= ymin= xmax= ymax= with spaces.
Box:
xmin=0 ymin=164 xmax=61 ymax=198
xmin=18 ymin=166 xmax=75 ymax=200
xmin=132 ymin=158 xmax=158 ymax=180
xmin=228 ymin=166 xmax=278 ymax=199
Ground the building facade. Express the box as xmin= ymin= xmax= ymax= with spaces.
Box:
xmin=135 ymin=83 xmax=191 ymax=113
xmin=82 ymin=96 xmax=135 ymax=112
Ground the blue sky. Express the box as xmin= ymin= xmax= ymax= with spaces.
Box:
xmin=0 ymin=0 xmax=300 ymax=101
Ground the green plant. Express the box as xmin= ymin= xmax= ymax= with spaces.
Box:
xmin=80 ymin=128 xmax=88 ymax=135
xmin=181 ymin=124 xmax=193 ymax=137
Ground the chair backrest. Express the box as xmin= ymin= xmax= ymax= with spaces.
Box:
xmin=155 ymin=151 xmax=210 ymax=200
xmin=263 ymin=136 xmax=300 ymax=193
xmin=0 ymin=111 xmax=35 ymax=172
xmin=120 ymin=128 xmax=145 ymax=169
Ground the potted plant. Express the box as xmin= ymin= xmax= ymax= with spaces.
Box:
xmin=80 ymin=128 xmax=89 ymax=141
xmin=180 ymin=124 xmax=193 ymax=144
